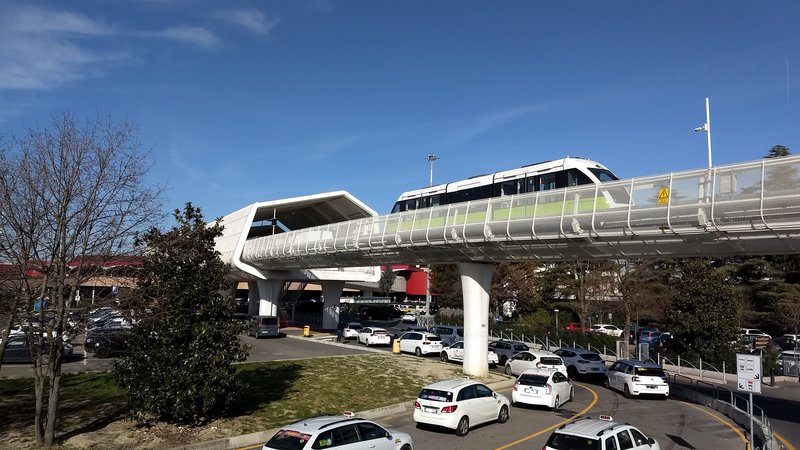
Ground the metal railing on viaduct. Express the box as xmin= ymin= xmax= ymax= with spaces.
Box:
xmin=241 ymin=156 xmax=800 ymax=269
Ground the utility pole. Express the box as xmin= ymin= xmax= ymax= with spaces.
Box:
xmin=694 ymin=97 xmax=713 ymax=168
xmin=425 ymin=153 xmax=439 ymax=187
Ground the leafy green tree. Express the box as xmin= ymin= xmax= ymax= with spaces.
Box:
xmin=430 ymin=264 xmax=461 ymax=308
xmin=665 ymin=259 xmax=740 ymax=365
xmin=765 ymin=144 xmax=791 ymax=158
xmin=114 ymin=203 xmax=248 ymax=423
xmin=378 ymin=267 xmax=396 ymax=297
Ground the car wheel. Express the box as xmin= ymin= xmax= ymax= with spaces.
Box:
xmin=567 ymin=366 xmax=578 ymax=379
xmin=400 ymin=445 xmax=412 ymax=450
xmin=603 ymin=376 xmax=610 ymax=389
xmin=455 ymin=416 xmax=470 ymax=436
xmin=569 ymin=387 xmax=574 ymax=403
xmin=415 ymin=347 xmax=422 ymax=357
xmin=441 ymin=352 xmax=449 ymax=362
xmin=504 ymin=364 xmax=513 ymax=375
xmin=95 ymin=346 xmax=110 ymax=359
xmin=500 ymin=355 xmax=508 ymax=366
xmin=553 ymin=395 xmax=560 ymax=412
xmin=497 ymin=405 xmax=509 ymax=423
xmin=623 ymin=384 xmax=632 ymax=399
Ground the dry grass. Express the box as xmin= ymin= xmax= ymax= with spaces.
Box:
xmin=0 ymin=354 xmax=503 ymax=449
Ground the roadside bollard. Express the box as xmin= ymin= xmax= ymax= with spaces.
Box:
xmin=392 ymin=339 xmax=401 ymax=354
xmin=303 ymin=325 xmax=311 ymax=337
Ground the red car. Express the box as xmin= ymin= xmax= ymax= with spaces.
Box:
xmin=563 ymin=322 xmax=590 ymax=331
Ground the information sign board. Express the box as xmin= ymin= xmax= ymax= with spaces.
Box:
xmin=736 ymin=353 xmax=762 ymax=394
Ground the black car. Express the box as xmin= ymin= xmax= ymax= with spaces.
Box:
xmin=1 ymin=334 xmax=74 ymax=363
xmin=358 ymin=306 xmax=401 ymax=320
xmin=84 ymin=327 xmax=130 ymax=358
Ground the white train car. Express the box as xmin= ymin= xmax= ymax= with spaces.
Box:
xmin=391 ymin=157 xmax=620 ymax=213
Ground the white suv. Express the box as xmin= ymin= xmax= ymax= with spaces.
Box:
xmin=544 ymin=416 xmax=660 ymax=449
xmin=604 ymin=359 xmax=669 ymax=399
xmin=553 ymin=347 xmax=607 ymax=378
xmin=262 ymin=413 xmax=413 ymax=450
xmin=397 ymin=331 xmax=443 ymax=356
xmin=591 ymin=324 xmax=623 ymax=337
xmin=504 ymin=351 xmax=567 ymax=377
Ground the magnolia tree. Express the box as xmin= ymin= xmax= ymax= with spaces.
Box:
xmin=0 ymin=113 xmax=164 ymax=446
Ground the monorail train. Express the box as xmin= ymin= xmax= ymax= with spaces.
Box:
xmin=391 ymin=157 xmax=620 ymax=213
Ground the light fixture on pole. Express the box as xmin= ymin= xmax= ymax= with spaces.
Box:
xmin=423 ymin=153 xmax=439 ymax=320
xmin=693 ymin=97 xmax=713 ymax=168
xmin=554 ymin=309 xmax=559 ymax=330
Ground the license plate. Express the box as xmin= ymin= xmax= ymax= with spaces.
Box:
xmin=647 ymin=385 xmax=658 ymax=389
xmin=591 ymin=368 xmax=600 ymax=371
xmin=526 ymin=388 xmax=538 ymax=394
xmin=424 ymin=407 xmax=437 ymax=413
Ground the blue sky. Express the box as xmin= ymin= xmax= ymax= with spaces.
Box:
xmin=1 ymin=0 xmax=798 ymax=221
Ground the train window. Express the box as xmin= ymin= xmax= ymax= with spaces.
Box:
xmin=539 ymin=173 xmax=557 ymax=191
xmin=526 ymin=176 xmax=537 ymax=193
xmin=404 ymin=199 xmax=417 ymax=211
xmin=567 ymin=169 xmax=592 ymax=186
xmin=392 ymin=202 xmax=402 ymax=213
xmin=420 ymin=197 xmax=430 ymax=208
xmin=588 ymin=168 xmax=619 ymax=182
xmin=499 ymin=180 xmax=519 ymax=196
xmin=430 ymin=194 xmax=442 ymax=207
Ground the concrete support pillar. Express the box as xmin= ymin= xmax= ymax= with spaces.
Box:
xmin=254 ymin=279 xmax=283 ymax=316
xmin=247 ymin=281 xmax=260 ymax=317
xmin=459 ymin=262 xmax=493 ymax=377
xmin=321 ymin=281 xmax=344 ymax=330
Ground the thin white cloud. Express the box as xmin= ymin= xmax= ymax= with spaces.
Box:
xmin=445 ymin=103 xmax=554 ymax=147
xmin=212 ymin=9 xmax=279 ymax=35
xmin=1 ymin=7 xmax=113 ymax=35
xmin=143 ymin=25 xmax=221 ymax=49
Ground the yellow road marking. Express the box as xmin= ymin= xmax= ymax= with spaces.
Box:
xmin=493 ymin=383 xmax=599 ymax=450
xmin=774 ymin=431 xmax=797 ymax=450
xmin=684 ymin=402 xmax=749 ymax=447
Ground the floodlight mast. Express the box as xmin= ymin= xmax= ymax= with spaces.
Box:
xmin=423 ymin=153 xmax=439 ymax=323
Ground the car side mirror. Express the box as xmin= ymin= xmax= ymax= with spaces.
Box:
xmin=492 ymin=392 xmax=497 ymax=398
xmin=648 ymin=437 xmax=655 ymax=445
xmin=386 ymin=432 xmax=392 ymax=439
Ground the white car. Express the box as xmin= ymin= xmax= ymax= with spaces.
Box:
xmin=504 ymin=351 xmax=567 ymax=377
xmin=544 ymin=416 xmax=660 ymax=450
xmin=358 ymin=327 xmax=391 ymax=346
xmin=440 ymin=341 xmax=499 ymax=367
xmin=512 ymin=369 xmax=574 ymax=411
xmin=604 ymin=359 xmax=669 ymax=399
xmin=553 ymin=347 xmax=607 ymax=378
xmin=591 ymin=324 xmax=624 ymax=337
xmin=397 ymin=331 xmax=442 ymax=356
xmin=400 ymin=312 xmax=417 ymax=323
xmin=413 ymin=378 xmax=510 ymax=437
xmin=341 ymin=322 xmax=364 ymax=340
xmin=262 ymin=413 xmax=414 ymax=450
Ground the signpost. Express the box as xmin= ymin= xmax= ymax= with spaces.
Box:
xmin=737 ymin=353 xmax=762 ymax=449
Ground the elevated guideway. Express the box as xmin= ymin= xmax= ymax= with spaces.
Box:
xmin=235 ymin=156 xmax=800 ymax=376
xmin=241 ymin=156 xmax=800 ymax=268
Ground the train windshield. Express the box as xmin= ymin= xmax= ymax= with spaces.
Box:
xmin=588 ymin=168 xmax=619 ymax=182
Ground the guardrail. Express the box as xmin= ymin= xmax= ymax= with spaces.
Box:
xmin=670 ymin=374 xmax=774 ymax=450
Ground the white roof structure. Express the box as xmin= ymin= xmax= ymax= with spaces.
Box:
xmin=215 ymin=191 xmax=380 ymax=282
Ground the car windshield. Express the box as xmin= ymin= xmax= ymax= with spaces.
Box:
xmin=426 ymin=336 xmax=442 ymax=341
xmin=373 ymin=330 xmax=387 ymax=335
xmin=546 ymin=432 xmax=601 ymax=450
xmin=635 ymin=367 xmax=666 ymax=377
xmin=580 ymin=353 xmax=603 ymax=361
xmin=540 ymin=357 xmax=563 ymax=366
xmin=419 ymin=388 xmax=453 ymax=402
xmin=517 ymin=374 xmax=548 ymax=386
xmin=348 ymin=324 xmax=362 ymax=330
xmin=264 ymin=429 xmax=313 ymax=450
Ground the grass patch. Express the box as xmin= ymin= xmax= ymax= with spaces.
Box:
xmin=0 ymin=354 xmax=472 ymax=448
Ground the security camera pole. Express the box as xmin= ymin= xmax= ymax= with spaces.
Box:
xmin=694 ymin=97 xmax=713 ymax=168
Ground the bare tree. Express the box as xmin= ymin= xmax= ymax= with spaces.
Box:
xmin=560 ymin=260 xmax=618 ymax=328
xmin=0 ymin=113 xmax=165 ymax=446
xmin=615 ymin=260 xmax=672 ymax=344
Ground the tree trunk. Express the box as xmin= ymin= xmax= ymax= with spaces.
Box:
xmin=45 ymin=362 xmax=62 ymax=445
xmin=33 ymin=361 xmax=46 ymax=445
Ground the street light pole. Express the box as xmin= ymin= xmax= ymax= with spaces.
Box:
xmin=554 ymin=309 xmax=559 ymax=330
xmin=694 ymin=97 xmax=713 ymax=168
xmin=424 ymin=153 xmax=439 ymax=322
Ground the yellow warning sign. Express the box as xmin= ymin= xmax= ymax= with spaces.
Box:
xmin=658 ymin=188 xmax=670 ymax=204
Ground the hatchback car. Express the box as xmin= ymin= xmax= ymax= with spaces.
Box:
xmin=413 ymin=378 xmax=510 ymax=436
xmin=488 ymin=340 xmax=530 ymax=366
xmin=512 ymin=369 xmax=573 ymax=411
xmin=262 ymin=413 xmax=413 ymax=450
xmin=604 ymin=359 xmax=669 ymax=399
xmin=400 ymin=312 xmax=417 ymax=323
xmin=544 ymin=416 xmax=661 ymax=450
xmin=553 ymin=347 xmax=607 ymax=378
xmin=339 ymin=322 xmax=364 ymax=340
xmin=1 ymin=334 xmax=74 ymax=363
xmin=396 ymin=331 xmax=442 ymax=356
xmin=504 ymin=351 xmax=567 ymax=377
xmin=358 ymin=327 xmax=391 ymax=346
xmin=440 ymin=341 xmax=499 ymax=367
xmin=591 ymin=324 xmax=623 ymax=337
